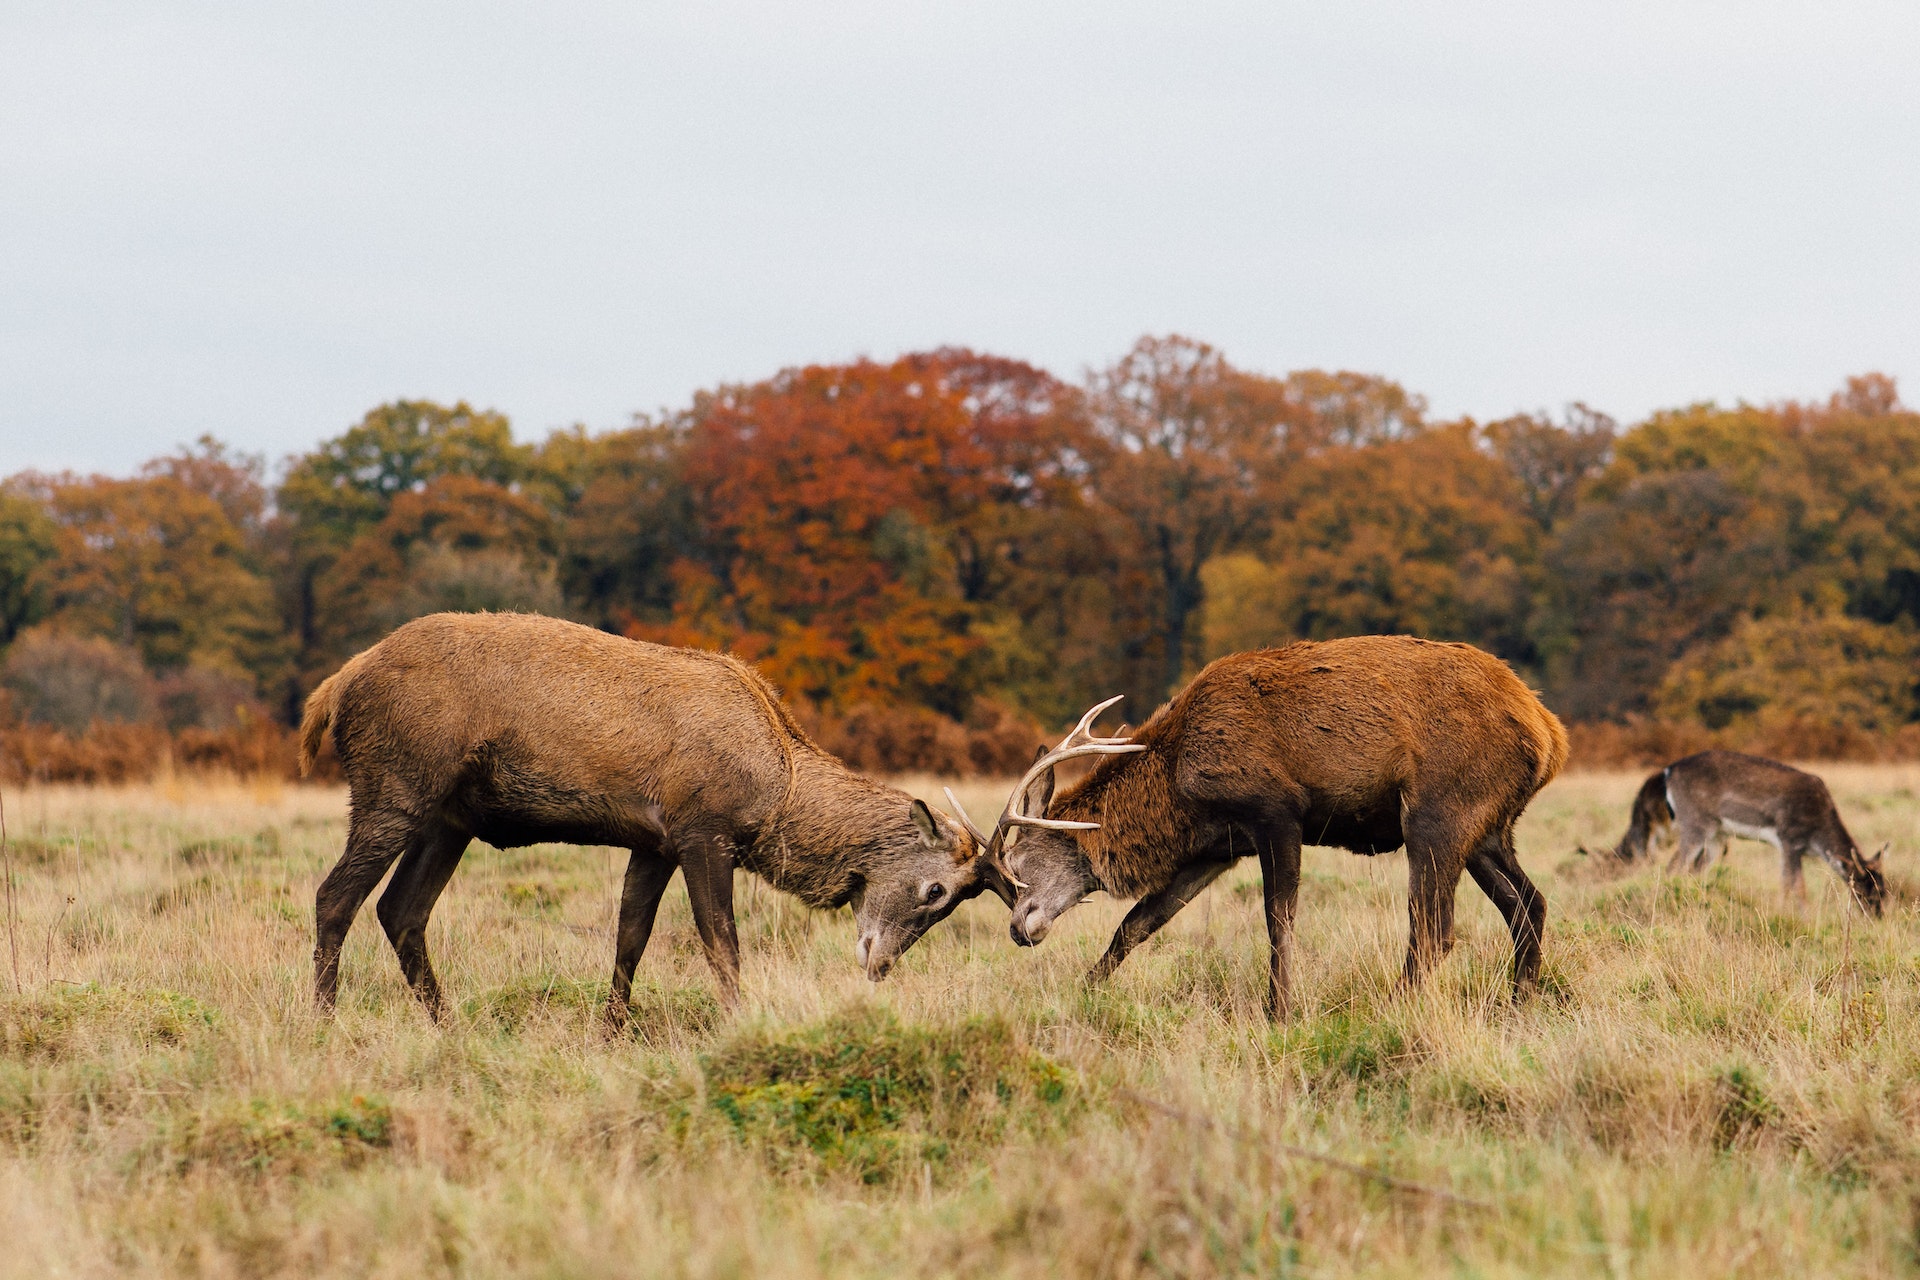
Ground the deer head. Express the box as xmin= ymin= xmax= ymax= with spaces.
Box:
xmin=1850 ymin=842 xmax=1888 ymax=918
xmin=941 ymin=696 xmax=1145 ymax=948
xmin=849 ymin=797 xmax=1002 ymax=982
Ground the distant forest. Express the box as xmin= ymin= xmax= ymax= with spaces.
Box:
xmin=3 ymin=336 xmax=1916 ymax=772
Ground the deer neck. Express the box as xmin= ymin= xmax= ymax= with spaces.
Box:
xmin=746 ymin=753 xmax=899 ymax=908
xmin=1056 ymin=751 xmax=1196 ymax=899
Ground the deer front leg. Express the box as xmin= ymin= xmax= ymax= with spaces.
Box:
xmin=606 ymin=848 xmax=677 ymax=1033
xmin=1258 ymin=817 xmax=1303 ymax=1019
xmin=679 ymin=833 xmax=742 ymax=1008
xmin=1781 ymin=841 xmax=1808 ymax=902
xmin=1086 ymin=859 xmax=1230 ymax=985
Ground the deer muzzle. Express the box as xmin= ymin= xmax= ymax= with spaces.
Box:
xmin=1010 ymin=903 xmax=1052 ymax=947
xmin=856 ymin=930 xmax=896 ymax=981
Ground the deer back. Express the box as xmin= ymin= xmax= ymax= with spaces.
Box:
xmin=327 ymin=612 xmax=799 ymax=833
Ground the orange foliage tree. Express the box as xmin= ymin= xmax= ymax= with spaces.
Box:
xmin=635 ymin=351 xmax=1091 ymax=715
xmin=12 ymin=345 xmax=1920 ymax=765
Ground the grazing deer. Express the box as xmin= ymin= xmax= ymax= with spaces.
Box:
xmin=1606 ymin=750 xmax=1885 ymax=914
xmin=298 ymin=612 xmax=1022 ymax=1027
xmin=947 ymin=637 xmax=1569 ymax=1018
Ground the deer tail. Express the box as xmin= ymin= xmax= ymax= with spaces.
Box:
xmin=298 ymin=651 xmax=370 ymax=776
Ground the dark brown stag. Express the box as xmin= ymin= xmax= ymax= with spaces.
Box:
xmin=1606 ymin=750 xmax=1885 ymax=914
xmin=298 ymin=612 xmax=1017 ymax=1027
xmin=951 ymin=636 xmax=1569 ymax=1017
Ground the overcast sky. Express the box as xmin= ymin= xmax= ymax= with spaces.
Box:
xmin=3 ymin=2 xmax=1916 ymax=477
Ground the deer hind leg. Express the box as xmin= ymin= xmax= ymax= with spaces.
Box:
xmin=374 ymin=819 xmax=472 ymax=1021
xmin=678 ymin=830 xmax=742 ymax=1007
xmin=1257 ymin=814 xmax=1304 ymax=1021
xmin=1401 ymin=804 xmax=1476 ymax=988
xmin=1085 ymin=858 xmax=1231 ymax=986
xmin=1466 ymin=823 xmax=1547 ymax=997
xmin=314 ymin=805 xmax=415 ymax=1013
xmin=1667 ymin=811 xmax=1718 ymax=875
xmin=607 ymin=842 xmax=676 ymax=1033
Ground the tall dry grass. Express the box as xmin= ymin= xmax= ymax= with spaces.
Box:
xmin=0 ymin=767 xmax=1917 ymax=1275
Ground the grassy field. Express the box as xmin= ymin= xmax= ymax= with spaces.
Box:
xmin=2 ymin=767 xmax=1920 ymax=1277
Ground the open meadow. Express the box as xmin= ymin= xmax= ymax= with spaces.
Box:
xmin=3 ymin=767 xmax=1920 ymax=1277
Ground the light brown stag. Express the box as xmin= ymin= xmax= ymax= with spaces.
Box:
xmin=950 ymin=636 xmax=1569 ymax=1017
xmin=298 ymin=612 xmax=1025 ymax=1028
xmin=1604 ymin=750 xmax=1885 ymax=914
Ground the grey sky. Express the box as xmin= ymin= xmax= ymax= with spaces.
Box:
xmin=3 ymin=2 xmax=1915 ymax=477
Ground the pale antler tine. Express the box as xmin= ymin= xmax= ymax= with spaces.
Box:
xmin=942 ymin=787 xmax=990 ymax=848
xmin=1065 ymin=694 xmax=1127 ymax=746
xmin=1043 ymin=743 xmax=1146 ymax=764
xmin=1008 ymin=815 xmax=1100 ymax=831
xmin=993 ymin=742 xmax=1142 ymax=833
xmin=1000 ymin=758 xmax=1056 ymax=824
xmin=984 ymin=696 xmax=1146 ymax=864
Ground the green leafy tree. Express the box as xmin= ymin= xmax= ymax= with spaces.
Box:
xmin=1536 ymin=385 xmax=1920 ymax=721
xmin=1782 ymin=380 xmax=1920 ymax=626
xmin=276 ymin=401 xmax=531 ymax=697
xmin=0 ymin=488 xmax=57 ymax=646
xmin=554 ymin=420 xmax=696 ymax=632
xmin=278 ymin=400 xmax=528 ymax=543
xmin=1541 ymin=466 xmax=1794 ymax=720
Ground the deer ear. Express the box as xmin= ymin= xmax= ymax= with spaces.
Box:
xmin=1872 ymin=843 xmax=1888 ymax=867
xmin=1022 ymin=746 xmax=1055 ymax=816
xmin=909 ymin=798 xmax=939 ymax=846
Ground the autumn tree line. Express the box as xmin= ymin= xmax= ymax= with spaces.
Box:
xmin=1 ymin=336 xmax=1915 ymax=780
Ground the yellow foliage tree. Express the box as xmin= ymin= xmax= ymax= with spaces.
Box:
xmin=1198 ymin=424 xmax=1533 ymax=667
xmin=1655 ymin=612 xmax=1920 ymax=734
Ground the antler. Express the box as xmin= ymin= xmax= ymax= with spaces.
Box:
xmin=941 ymin=697 xmax=1143 ymax=900
xmin=942 ymin=787 xmax=990 ymax=847
xmin=990 ymin=695 xmax=1145 ymax=857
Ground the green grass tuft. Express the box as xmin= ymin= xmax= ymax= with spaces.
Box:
xmin=704 ymin=1006 xmax=1077 ymax=1184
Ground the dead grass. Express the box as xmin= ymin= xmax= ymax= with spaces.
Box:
xmin=0 ymin=767 xmax=1917 ymax=1275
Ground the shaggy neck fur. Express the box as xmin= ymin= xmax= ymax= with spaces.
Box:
xmin=745 ymin=748 xmax=945 ymax=908
xmin=1051 ymin=735 xmax=1207 ymax=901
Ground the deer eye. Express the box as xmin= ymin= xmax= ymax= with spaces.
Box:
xmin=922 ymin=882 xmax=946 ymax=906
